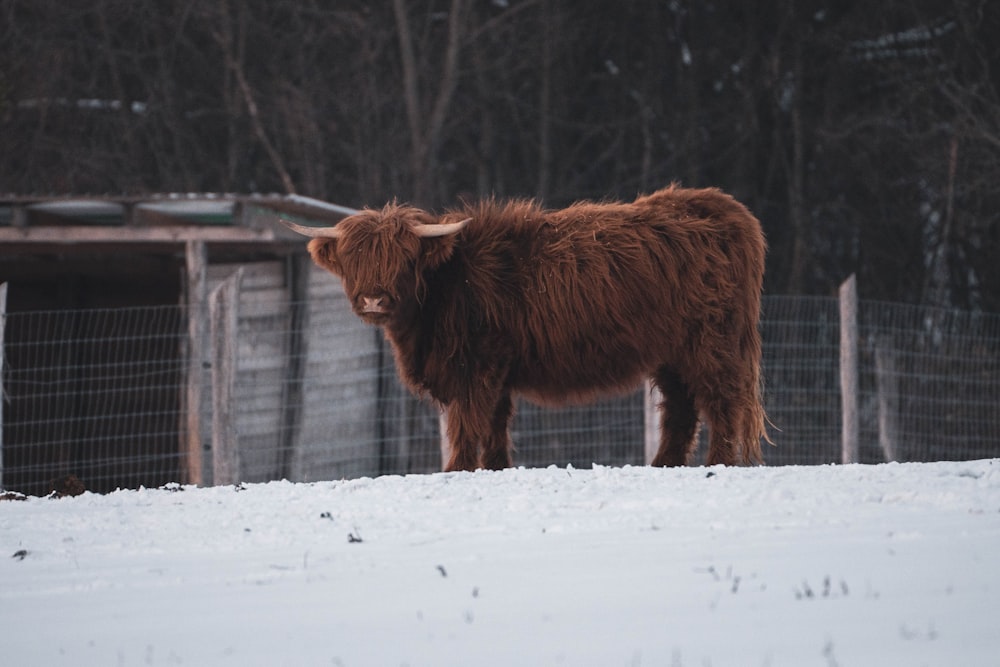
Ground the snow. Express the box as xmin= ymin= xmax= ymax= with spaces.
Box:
xmin=2 ymin=460 xmax=999 ymax=666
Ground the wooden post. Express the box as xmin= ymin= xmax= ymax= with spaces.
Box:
xmin=839 ymin=274 xmax=859 ymax=464
xmin=0 ymin=283 xmax=7 ymax=490
xmin=210 ymin=268 xmax=243 ymax=486
xmin=184 ymin=241 xmax=207 ymax=486
xmin=643 ymin=379 xmax=662 ymax=465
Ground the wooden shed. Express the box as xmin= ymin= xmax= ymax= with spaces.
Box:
xmin=0 ymin=194 xmax=397 ymax=494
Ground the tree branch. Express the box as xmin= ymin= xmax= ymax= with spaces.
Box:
xmin=214 ymin=0 xmax=296 ymax=194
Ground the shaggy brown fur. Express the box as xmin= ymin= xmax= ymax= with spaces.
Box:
xmin=307 ymin=185 xmax=769 ymax=471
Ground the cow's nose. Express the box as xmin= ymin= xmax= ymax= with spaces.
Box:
xmin=361 ymin=295 xmax=388 ymax=313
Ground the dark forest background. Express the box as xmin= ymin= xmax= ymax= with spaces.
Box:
xmin=1 ymin=0 xmax=998 ymax=308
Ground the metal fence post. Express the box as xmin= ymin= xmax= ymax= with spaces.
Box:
xmin=874 ymin=339 xmax=899 ymax=462
xmin=839 ymin=274 xmax=859 ymax=464
xmin=439 ymin=410 xmax=450 ymax=472
xmin=643 ymin=379 xmax=662 ymax=465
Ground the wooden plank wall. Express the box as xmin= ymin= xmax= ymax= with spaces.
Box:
xmin=207 ymin=261 xmax=292 ymax=483
xmin=288 ymin=264 xmax=381 ymax=481
xmin=199 ymin=259 xmax=382 ymax=484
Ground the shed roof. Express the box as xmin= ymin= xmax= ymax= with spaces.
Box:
xmin=0 ymin=193 xmax=356 ymax=245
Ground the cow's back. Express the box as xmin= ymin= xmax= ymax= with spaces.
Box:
xmin=441 ymin=187 xmax=764 ymax=405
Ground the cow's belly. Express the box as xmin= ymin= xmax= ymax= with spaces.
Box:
xmin=512 ymin=352 xmax=649 ymax=407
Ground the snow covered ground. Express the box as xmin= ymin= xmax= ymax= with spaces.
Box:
xmin=2 ymin=460 xmax=998 ymax=666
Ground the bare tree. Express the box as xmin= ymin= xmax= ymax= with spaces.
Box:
xmin=391 ymin=0 xmax=467 ymax=206
xmin=207 ymin=0 xmax=296 ymax=194
xmin=1 ymin=0 xmax=997 ymax=309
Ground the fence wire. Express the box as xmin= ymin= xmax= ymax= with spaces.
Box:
xmin=1 ymin=295 xmax=998 ymax=495
xmin=760 ymin=296 xmax=842 ymax=465
xmin=856 ymin=301 xmax=1000 ymax=463
xmin=2 ymin=306 xmax=187 ymax=494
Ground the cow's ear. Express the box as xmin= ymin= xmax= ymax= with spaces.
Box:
xmin=420 ymin=234 xmax=457 ymax=270
xmin=307 ymin=238 xmax=343 ymax=276
xmin=406 ymin=211 xmax=460 ymax=270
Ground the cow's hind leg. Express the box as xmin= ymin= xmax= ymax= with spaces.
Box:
xmin=703 ymin=397 xmax=741 ymax=466
xmin=649 ymin=366 xmax=700 ymax=467
xmin=700 ymin=370 xmax=766 ymax=466
xmin=443 ymin=389 xmax=514 ymax=472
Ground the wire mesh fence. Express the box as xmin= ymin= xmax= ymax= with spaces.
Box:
xmin=2 ymin=305 xmax=187 ymax=495
xmin=1 ymin=291 xmax=998 ymax=495
xmin=759 ymin=296 xmax=842 ymax=466
xmin=856 ymin=300 xmax=1000 ymax=463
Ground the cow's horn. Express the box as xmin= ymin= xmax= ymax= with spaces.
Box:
xmin=277 ymin=217 xmax=344 ymax=238
xmin=413 ymin=217 xmax=472 ymax=238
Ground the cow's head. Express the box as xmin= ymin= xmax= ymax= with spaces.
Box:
xmin=280 ymin=203 xmax=470 ymax=325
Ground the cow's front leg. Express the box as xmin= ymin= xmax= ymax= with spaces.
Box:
xmin=442 ymin=401 xmax=483 ymax=472
xmin=479 ymin=392 xmax=514 ymax=471
xmin=441 ymin=385 xmax=513 ymax=472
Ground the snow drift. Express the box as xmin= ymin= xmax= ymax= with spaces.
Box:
xmin=2 ymin=460 xmax=998 ymax=666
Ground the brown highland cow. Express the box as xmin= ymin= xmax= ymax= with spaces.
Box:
xmin=282 ymin=185 xmax=769 ymax=471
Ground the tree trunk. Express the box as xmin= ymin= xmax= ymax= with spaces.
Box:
xmin=393 ymin=0 xmax=466 ymax=205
